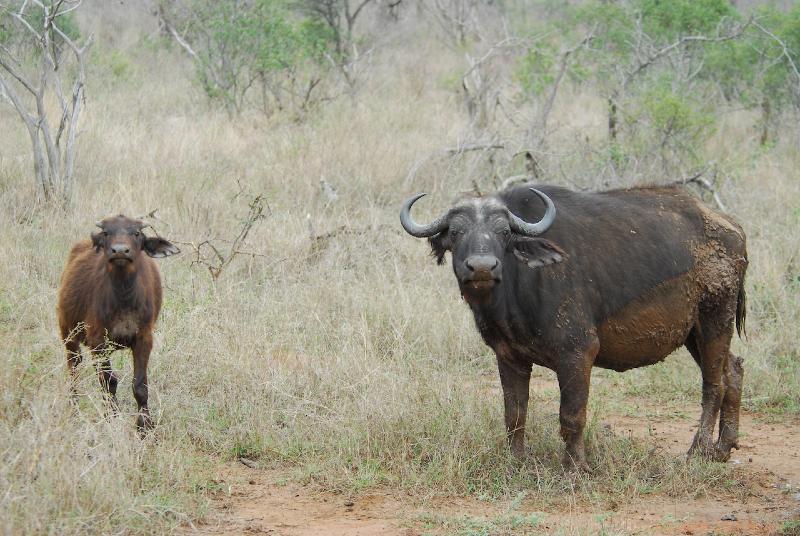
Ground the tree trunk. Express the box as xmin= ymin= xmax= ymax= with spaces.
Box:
xmin=608 ymin=97 xmax=618 ymax=141
xmin=759 ymin=97 xmax=771 ymax=146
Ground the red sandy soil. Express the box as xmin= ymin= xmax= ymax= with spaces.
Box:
xmin=189 ymin=382 xmax=800 ymax=535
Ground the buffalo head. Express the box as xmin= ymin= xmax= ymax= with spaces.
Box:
xmin=92 ymin=215 xmax=179 ymax=270
xmin=400 ymin=189 xmax=565 ymax=297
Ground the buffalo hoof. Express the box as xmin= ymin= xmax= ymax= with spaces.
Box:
xmin=563 ymin=453 xmax=591 ymax=473
xmin=711 ymin=440 xmax=739 ymax=462
xmin=712 ymin=448 xmax=731 ymax=462
xmin=510 ymin=445 xmax=526 ymax=461
xmin=104 ymin=395 xmax=119 ymax=417
xmin=688 ymin=441 xmax=732 ymax=463
xmin=136 ymin=413 xmax=154 ymax=436
xmin=687 ymin=435 xmax=714 ymax=460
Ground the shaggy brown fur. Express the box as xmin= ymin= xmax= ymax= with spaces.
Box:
xmin=57 ymin=215 xmax=178 ymax=431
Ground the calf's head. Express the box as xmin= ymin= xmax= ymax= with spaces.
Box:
xmin=92 ymin=215 xmax=179 ymax=270
xmin=400 ymin=189 xmax=564 ymax=297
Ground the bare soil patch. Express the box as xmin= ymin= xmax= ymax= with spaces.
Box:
xmin=190 ymin=398 xmax=800 ymax=535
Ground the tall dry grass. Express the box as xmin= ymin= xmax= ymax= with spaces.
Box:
xmin=0 ymin=4 xmax=798 ymax=534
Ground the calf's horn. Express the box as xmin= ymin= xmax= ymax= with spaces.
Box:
xmin=508 ymin=188 xmax=556 ymax=236
xmin=400 ymin=193 xmax=449 ymax=238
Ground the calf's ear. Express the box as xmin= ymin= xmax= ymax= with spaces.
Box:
xmin=428 ymin=232 xmax=451 ymax=265
xmin=91 ymin=231 xmax=104 ymax=252
xmin=144 ymin=237 xmax=180 ymax=258
xmin=512 ymin=237 xmax=566 ymax=268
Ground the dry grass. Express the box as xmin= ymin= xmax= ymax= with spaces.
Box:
xmin=0 ymin=4 xmax=798 ymax=535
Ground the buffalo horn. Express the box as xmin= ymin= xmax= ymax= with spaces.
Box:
xmin=399 ymin=193 xmax=448 ymax=238
xmin=508 ymin=188 xmax=556 ymax=236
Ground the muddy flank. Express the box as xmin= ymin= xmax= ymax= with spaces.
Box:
xmin=193 ymin=391 xmax=800 ymax=535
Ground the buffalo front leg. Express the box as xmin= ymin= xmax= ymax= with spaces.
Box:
xmin=132 ymin=335 xmax=154 ymax=432
xmin=95 ymin=355 xmax=120 ymax=413
xmin=555 ymin=339 xmax=598 ymax=472
xmin=88 ymin=345 xmax=120 ymax=415
xmin=496 ymin=354 xmax=532 ymax=459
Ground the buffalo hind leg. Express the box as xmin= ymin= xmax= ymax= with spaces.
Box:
xmin=132 ymin=335 xmax=154 ymax=433
xmin=716 ymin=353 xmax=743 ymax=460
xmin=556 ymin=338 xmax=598 ymax=472
xmin=496 ymin=349 xmax=532 ymax=460
xmin=686 ymin=319 xmax=734 ymax=461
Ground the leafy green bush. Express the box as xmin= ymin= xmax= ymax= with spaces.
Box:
xmin=162 ymin=0 xmax=335 ymax=115
xmin=513 ymin=0 xmax=800 ymax=171
xmin=638 ymin=0 xmax=737 ymax=40
xmin=516 ymin=42 xmax=556 ymax=97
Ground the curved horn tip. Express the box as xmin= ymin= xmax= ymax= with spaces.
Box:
xmin=529 ymin=187 xmax=551 ymax=201
xmin=95 ymin=220 xmax=103 ymax=229
xmin=529 ymin=188 xmax=555 ymax=211
xmin=400 ymin=193 xmax=448 ymax=238
xmin=508 ymin=188 xmax=556 ymax=237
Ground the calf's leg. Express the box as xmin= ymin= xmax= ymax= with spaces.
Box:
xmin=95 ymin=355 xmax=119 ymax=413
xmin=132 ymin=335 xmax=154 ymax=432
xmin=87 ymin=344 xmax=120 ymax=415
xmin=65 ymin=339 xmax=82 ymax=400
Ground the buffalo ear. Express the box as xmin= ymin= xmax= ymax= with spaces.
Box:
xmin=144 ymin=237 xmax=180 ymax=258
xmin=91 ymin=231 xmax=104 ymax=253
xmin=512 ymin=237 xmax=566 ymax=268
xmin=428 ymin=231 xmax=451 ymax=265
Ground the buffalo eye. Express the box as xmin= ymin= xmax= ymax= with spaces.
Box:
xmin=102 ymin=231 xmax=109 ymax=236
xmin=134 ymin=231 xmax=140 ymax=237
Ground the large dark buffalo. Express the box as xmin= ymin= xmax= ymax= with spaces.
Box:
xmin=400 ymin=185 xmax=747 ymax=470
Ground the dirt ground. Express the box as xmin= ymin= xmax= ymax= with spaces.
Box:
xmin=190 ymin=393 xmax=800 ymax=536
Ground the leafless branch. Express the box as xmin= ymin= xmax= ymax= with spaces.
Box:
xmin=666 ymin=167 xmax=726 ymax=211
xmin=309 ymin=223 xmax=400 ymax=257
xmin=623 ymin=17 xmax=753 ymax=90
xmin=753 ymin=20 xmax=800 ymax=96
xmin=532 ymin=28 xmax=595 ymax=146
xmin=445 ymin=143 xmax=504 ymax=154
xmin=165 ymin=21 xmax=199 ymax=61
xmin=0 ymin=45 xmax=37 ymax=95
xmin=499 ymin=174 xmax=529 ymax=190
xmin=177 ymin=193 xmax=270 ymax=279
xmin=0 ymin=1 xmax=91 ymax=202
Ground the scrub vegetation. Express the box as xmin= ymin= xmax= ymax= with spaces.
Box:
xmin=0 ymin=0 xmax=798 ymax=534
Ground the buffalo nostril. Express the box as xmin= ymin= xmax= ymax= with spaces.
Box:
xmin=465 ymin=256 xmax=499 ymax=273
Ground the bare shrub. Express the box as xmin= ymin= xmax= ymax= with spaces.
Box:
xmin=0 ymin=0 xmax=92 ymax=203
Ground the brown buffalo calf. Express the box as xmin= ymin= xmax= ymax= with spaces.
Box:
xmin=57 ymin=215 xmax=179 ymax=431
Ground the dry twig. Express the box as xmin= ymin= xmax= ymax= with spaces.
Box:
xmin=667 ymin=167 xmax=727 ymax=212
xmin=175 ymin=193 xmax=270 ymax=279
